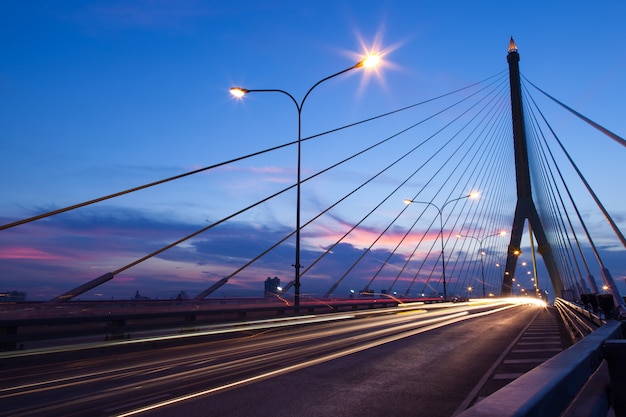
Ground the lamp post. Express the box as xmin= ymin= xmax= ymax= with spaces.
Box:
xmin=231 ymin=55 xmax=379 ymax=312
xmin=495 ymin=250 xmax=519 ymax=293
xmin=494 ymin=254 xmax=508 ymax=268
xmin=456 ymin=231 xmax=507 ymax=297
xmin=404 ymin=193 xmax=478 ymax=300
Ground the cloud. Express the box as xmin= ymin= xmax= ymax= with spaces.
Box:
xmin=56 ymin=1 xmax=285 ymax=34
xmin=3 ymin=198 xmax=624 ymax=302
xmin=62 ymin=0 xmax=215 ymax=32
xmin=218 ymin=165 xmax=293 ymax=176
xmin=0 ymin=202 xmax=428 ymax=300
xmin=0 ymin=247 xmax=64 ymax=260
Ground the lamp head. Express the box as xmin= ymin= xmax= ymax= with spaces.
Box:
xmin=355 ymin=54 xmax=380 ymax=69
xmin=230 ymin=87 xmax=249 ymax=98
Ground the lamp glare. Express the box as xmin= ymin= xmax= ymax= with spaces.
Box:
xmin=362 ymin=54 xmax=380 ymax=68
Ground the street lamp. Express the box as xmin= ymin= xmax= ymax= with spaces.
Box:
xmin=495 ymin=251 xmax=520 ymax=286
xmin=231 ymin=54 xmax=380 ymax=312
xmin=456 ymin=231 xmax=506 ymax=297
xmin=403 ymin=192 xmax=479 ymax=300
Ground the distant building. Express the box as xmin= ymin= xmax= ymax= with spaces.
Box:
xmin=0 ymin=291 xmax=27 ymax=302
xmin=132 ymin=290 xmax=151 ymax=300
xmin=264 ymin=277 xmax=280 ymax=297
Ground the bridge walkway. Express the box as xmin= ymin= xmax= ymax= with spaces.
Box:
xmin=459 ymin=306 xmax=573 ymax=411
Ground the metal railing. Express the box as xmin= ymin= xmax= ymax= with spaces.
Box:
xmin=555 ymin=297 xmax=603 ymax=342
xmin=457 ymin=298 xmax=625 ymax=417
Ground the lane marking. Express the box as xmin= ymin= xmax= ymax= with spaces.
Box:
xmin=503 ymin=358 xmax=547 ymax=364
xmin=493 ymin=373 xmax=525 ymax=380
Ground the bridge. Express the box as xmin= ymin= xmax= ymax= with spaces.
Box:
xmin=2 ymin=39 xmax=626 ymax=416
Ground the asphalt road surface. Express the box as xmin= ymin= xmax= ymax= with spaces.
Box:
xmin=0 ymin=300 xmax=541 ymax=417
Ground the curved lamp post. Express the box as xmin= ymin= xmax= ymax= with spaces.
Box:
xmin=456 ymin=231 xmax=507 ymax=297
xmin=404 ymin=192 xmax=478 ymax=300
xmin=231 ymin=54 xmax=379 ymax=312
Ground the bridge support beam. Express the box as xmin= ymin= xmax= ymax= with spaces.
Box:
xmin=501 ymin=38 xmax=563 ymax=297
xmin=48 ymin=272 xmax=115 ymax=303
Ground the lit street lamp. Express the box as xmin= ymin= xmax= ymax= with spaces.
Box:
xmin=495 ymin=250 xmax=520 ymax=286
xmin=231 ymin=54 xmax=380 ymax=312
xmin=404 ymin=192 xmax=479 ymax=300
xmin=456 ymin=231 xmax=506 ymax=297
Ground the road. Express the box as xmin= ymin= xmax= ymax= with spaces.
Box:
xmin=0 ymin=299 xmax=543 ymax=417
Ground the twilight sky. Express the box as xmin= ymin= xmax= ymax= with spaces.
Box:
xmin=1 ymin=1 xmax=625 ymax=301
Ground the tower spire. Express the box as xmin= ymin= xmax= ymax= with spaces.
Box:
xmin=508 ymin=37 xmax=517 ymax=53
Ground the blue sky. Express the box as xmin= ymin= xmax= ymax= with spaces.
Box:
xmin=1 ymin=1 xmax=625 ymax=301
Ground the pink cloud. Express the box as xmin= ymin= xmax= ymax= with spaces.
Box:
xmin=306 ymin=219 xmax=440 ymax=255
xmin=0 ymin=247 xmax=66 ymax=260
xmin=113 ymin=275 xmax=137 ymax=283
xmin=217 ymin=165 xmax=292 ymax=175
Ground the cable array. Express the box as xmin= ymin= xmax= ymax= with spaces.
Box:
xmin=3 ymin=68 xmax=624 ymax=302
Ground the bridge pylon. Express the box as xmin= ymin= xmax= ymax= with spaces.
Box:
xmin=501 ymin=38 xmax=564 ymax=298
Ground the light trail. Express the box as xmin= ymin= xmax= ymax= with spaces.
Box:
xmin=114 ymin=302 xmax=523 ymax=417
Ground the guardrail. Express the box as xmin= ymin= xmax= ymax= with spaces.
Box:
xmin=457 ymin=298 xmax=625 ymax=417
xmin=555 ymin=298 xmax=603 ymax=342
xmin=0 ymin=298 xmax=403 ymax=351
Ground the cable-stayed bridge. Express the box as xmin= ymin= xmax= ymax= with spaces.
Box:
xmin=1 ymin=40 xmax=626 ymax=417
xmin=2 ymin=40 xmax=624 ymax=309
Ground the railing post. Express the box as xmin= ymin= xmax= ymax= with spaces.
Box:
xmin=605 ymin=338 xmax=626 ymax=417
xmin=0 ymin=325 xmax=18 ymax=351
xmin=597 ymin=294 xmax=615 ymax=320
